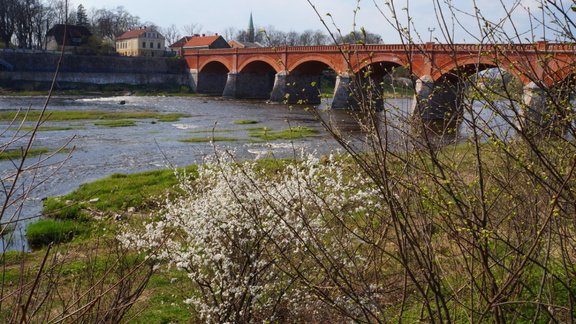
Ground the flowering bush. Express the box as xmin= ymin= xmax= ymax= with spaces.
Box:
xmin=120 ymin=151 xmax=385 ymax=322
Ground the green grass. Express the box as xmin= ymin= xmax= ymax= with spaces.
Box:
xmin=249 ymin=126 xmax=319 ymax=141
xmin=94 ymin=120 xmax=137 ymax=128
xmin=0 ymin=250 xmax=27 ymax=266
xmin=179 ymin=137 xmax=239 ymax=143
xmin=0 ymin=148 xmax=50 ymax=161
xmin=11 ymin=126 xmax=76 ymax=132
xmin=232 ymin=120 xmax=259 ymax=125
xmin=26 ymin=219 xmax=85 ymax=249
xmin=0 ymin=111 xmax=188 ymax=122
xmin=43 ymin=166 xmax=199 ymax=218
xmin=157 ymin=114 xmax=185 ymax=122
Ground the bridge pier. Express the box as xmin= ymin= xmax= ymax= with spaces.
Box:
xmin=520 ymin=82 xmax=573 ymax=136
xmin=222 ymin=72 xmax=238 ymax=98
xmin=331 ymin=73 xmax=352 ymax=109
xmin=410 ymin=75 xmax=464 ymax=134
xmin=195 ymin=70 xmax=228 ymax=95
xmin=269 ymin=71 xmax=322 ymax=105
xmin=188 ymin=69 xmax=199 ymax=92
xmin=521 ymin=82 xmax=549 ymax=132
xmin=269 ymin=71 xmax=289 ymax=103
xmin=223 ymin=71 xmax=276 ymax=99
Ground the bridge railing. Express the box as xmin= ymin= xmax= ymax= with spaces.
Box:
xmin=183 ymin=42 xmax=576 ymax=57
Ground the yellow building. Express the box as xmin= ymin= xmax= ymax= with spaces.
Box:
xmin=116 ymin=27 xmax=165 ymax=57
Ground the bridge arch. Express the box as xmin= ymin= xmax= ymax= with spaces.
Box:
xmin=196 ymin=60 xmax=230 ymax=94
xmin=433 ymin=56 xmax=524 ymax=84
xmin=352 ymin=55 xmax=409 ymax=75
xmin=349 ymin=59 xmax=414 ymax=110
xmin=230 ymin=60 xmax=278 ymax=99
xmin=198 ymin=58 xmax=232 ymax=73
xmin=238 ymin=57 xmax=282 ymax=73
xmin=283 ymin=59 xmax=337 ymax=105
xmin=549 ymin=61 xmax=576 ymax=87
xmin=288 ymin=56 xmax=341 ymax=74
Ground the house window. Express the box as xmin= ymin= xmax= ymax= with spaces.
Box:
xmin=157 ymin=43 xmax=160 ymax=49
xmin=142 ymin=42 xmax=146 ymax=48
xmin=150 ymin=42 xmax=153 ymax=48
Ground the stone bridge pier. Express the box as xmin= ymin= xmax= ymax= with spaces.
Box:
xmin=521 ymin=82 xmax=575 ymax=135
xmin=410 ymin=75 xmax=466 ymax=133
xmin=410 ymin=76 xmax=572 ymax=136
xmin=269 ymin=70 xmax=322 ymax=105
xmin=223 ymin=71 xmax=275 ymax=99
xmin=189 ymin=68 xmax=227 ymax=95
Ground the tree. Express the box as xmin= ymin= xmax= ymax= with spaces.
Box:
xmin=76 ymin=4 xmax=88 ymax=26
xmin=182 ymin=23 xmax=202 ymax=36
xmin=0 ymin=0 xmax=18 ymax=47
xmin=91 ymin=6 xmax=140 ymax=41
xmin=338 ymin=29 xmax=382 ymax=44
xmin=160 ymin=24 xmax=180 ymax=46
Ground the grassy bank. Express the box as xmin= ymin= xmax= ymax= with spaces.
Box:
xmin=0 ymin=110 xmax=188 ymax=122
xmin=3 ymin=139 xmax=575 ymax=322
xmin=0 ymin=158 xmax=290 ymax=322
xmin=0 ymin=147 xmax=72 ymax=161
xmin=0 ymin=81 xmax=198 ymax=97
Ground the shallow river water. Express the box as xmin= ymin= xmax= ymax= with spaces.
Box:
xmin=0 ymin=94 xmax=510 ymax=251
xmin=1 ymin=95 xmax=398 ymax=251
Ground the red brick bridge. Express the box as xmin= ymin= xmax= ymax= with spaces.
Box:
xmin=184 ymin=42 xmax=576 ymax=121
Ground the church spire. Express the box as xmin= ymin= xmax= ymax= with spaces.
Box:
xmin=248 ymin=12 xmax=255 ymax=43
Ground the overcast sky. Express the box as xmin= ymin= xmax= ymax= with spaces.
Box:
xmin=74 ymin=0 xmax=574 ymax=43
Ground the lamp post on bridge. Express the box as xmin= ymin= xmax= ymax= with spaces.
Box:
xmin=428 ymin=27 xmax=435 ymax=43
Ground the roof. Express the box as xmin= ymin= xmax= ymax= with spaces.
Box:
xmin=46 ymin=24 xmax=92 ymax=46
xmin=170 ymin=36 xmax=194 ymax=48
xmin=183 ymin=35 xmax=226 ymax=48
xmin=116 ymin=27 xmax=161 ymax=41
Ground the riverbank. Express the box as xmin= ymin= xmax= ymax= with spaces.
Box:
xmin=0 ymin=83 xmax=201 ymax=97
xmin=3 ymin=158 xmax=292 ymax=322
xmin=4 ymin=136 xmax=575 ymax=322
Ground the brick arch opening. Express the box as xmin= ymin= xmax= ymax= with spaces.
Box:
xmin=197 ymin=61 xmax=229 ymax=95
xmin=239 ymin=58 xmax=282 ymax=73
xmin=354 ymin=61 xmax=413 ymax=103
xmin=234 ymin=61 xmax=277 ymax=99
xmin=435 ymin=62 xmax=524 ymax=104
xmin=415 ymin=62 xmax=526 ymax=135
xmin=286 ymin=60 xmax=336 ymax=105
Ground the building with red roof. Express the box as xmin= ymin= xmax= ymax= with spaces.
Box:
xmin=183 ymin=35 xmax=230 ymax=50
xmin=116 ymin=27 xmax=166 ymax=57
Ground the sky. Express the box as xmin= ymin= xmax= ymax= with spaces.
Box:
xmin=74 ymin=0 xmax=575 ymax=43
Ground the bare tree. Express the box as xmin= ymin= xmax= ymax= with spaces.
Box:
xmin=182 ymin=22 xmax=202 ymax=36
xmin=161 ymin=23 xmax=180 ymax=46
xmin=222 ymin=26 xmax=236 ymax=42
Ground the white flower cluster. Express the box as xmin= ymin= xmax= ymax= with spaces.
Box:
xmin=120 ymin=151 xmax=384 ymax=322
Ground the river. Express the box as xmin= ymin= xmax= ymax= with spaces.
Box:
xmin=0 ymin=95 xmax=398 ymax=251
xmin=0 ymin=95 xmax=511 ymax=251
